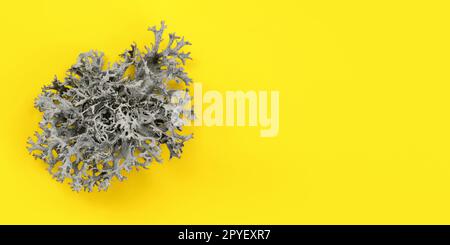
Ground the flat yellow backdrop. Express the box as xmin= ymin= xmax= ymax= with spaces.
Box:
xmin=1 ymin=0 xmax=450 ymax=224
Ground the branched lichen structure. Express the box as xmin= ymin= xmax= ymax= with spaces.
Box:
xmin=27 ymin=22 xmax=194 ymax=192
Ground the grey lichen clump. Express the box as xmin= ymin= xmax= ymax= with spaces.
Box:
xmin=27 ymin=22 xmax=194 ymax=192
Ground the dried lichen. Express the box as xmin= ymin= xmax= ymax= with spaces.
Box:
xmin=27 ymin=21 xmax=194 ymax=192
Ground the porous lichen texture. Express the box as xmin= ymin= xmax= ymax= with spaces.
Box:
xmin=27 ymin=22 xmax=194 ymax=192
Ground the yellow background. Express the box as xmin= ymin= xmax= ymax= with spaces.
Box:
xmin=1 ymin=0 xmax=450 ymax=224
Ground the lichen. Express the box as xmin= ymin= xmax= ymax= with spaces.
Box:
xmin=27 ymin=21 xmax=194 ymax=192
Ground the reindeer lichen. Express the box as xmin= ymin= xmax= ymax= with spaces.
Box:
xmin=27 ymin=22 xmax=194 ymax=192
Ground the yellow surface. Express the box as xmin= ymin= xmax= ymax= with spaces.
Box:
xmin=1 ymin=0 xmax=450 ymax=224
